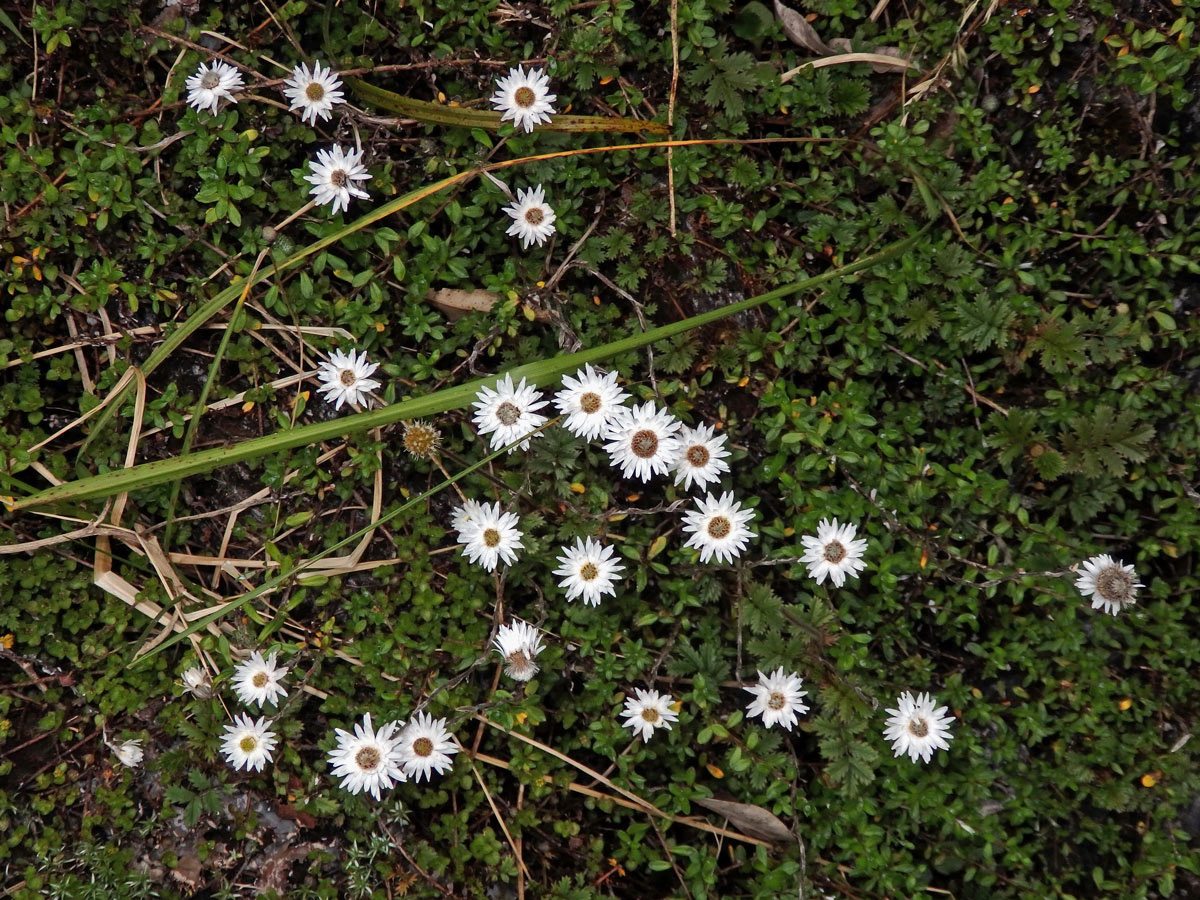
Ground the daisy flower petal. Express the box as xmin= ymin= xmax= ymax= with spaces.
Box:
xmin=553 ymin=364 xmax=630 ymax=440
xmin=882 ymin=691 xmax=955 ymax=764
xmin=185 ymin=60 xmax=244 ymax=115
xmin=457 ymin=501 xmax=524 ymax=572
xmin=221 ymin=714 xmax=278 ymax=772
xmin=489 ymin=66 xmax=557 ymax=133
xmin=492 ymin=620 xmax=546 ymax=682
xmin=681 ymin=491 xmax=756 ymax=564
xmin=552 ymin=537 xmax=625 ymax=606
xmin=673 ymin=423 xmax=731 ymax=491
xmin=327 ymin=713 xmax=406 ymax=800
xmin=315 ymin=348 xmax=381 ymax=411
xmin=231 ymin=651 xmax=289 ymax=708
xmin=305 ymin=144 xmax=371 ymax=215
xmin=396 ymin=712 xmax=458 ymax=782
xmin=282 ymin=60 xmax=345 ymax=124
xmin=743 ymin=667 xmax=808 ymax=731
xmin=1074 ymin=553 xmax=1141 ymax=615
xmin=619 ymin=688 xmax=679 ymax=742
xmin=602 ymin=401 xmax=682 ymax=482
xmin=501 ymin=185 xmax=557 ymax=249
xmin=799 ymin=518 xmax=867 ymax=587
xmin=471 ymin=373 xmax=549 ymax=452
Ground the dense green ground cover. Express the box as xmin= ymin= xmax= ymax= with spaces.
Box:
xmin=2 ymin=0 xmax=1200 ymax=897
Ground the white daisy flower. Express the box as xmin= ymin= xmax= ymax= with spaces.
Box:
xmin=109 ymin=738 xmax=144 ymax=768
xmin=620 ymin=688 xmax=679 ymax=742
xmin=282 ymin=60 xmax=345 ymax=125
xmin=315 ymin=348 xmax=381 ymax=411
xmin=457 ymin=501 xmax=523 ymax=572
xmin=800 ymin=518 xmax=868 ymax=588
xmin=673 ymin=423 xmax=732 ymax=491
xmin=743 ymin=667 xmax=809 ymax=731
xmin=501 ymin=185 xmax=557 ymax=249
xmin=602 ymin=401 xmax=683 ymax=482
xmin=1074 ymin=553 xmax=1142 ymax=616
xmin=450 ymin=499 xmax=486 ymax=538
xmin=681 ymin=491 xmax=756 ymax=564
xmin=492 ymin=620 xmax=545 ymax=682
xmin=305 ymin=144 xmax=371 ymax=215
xmin=180 ymin=666 xmax=213 ymax=699
xmin=471 ymin=373 xmax=549 ymax=453
xmin=882 ymin=691 xmax=955 ymax=764
xmin=231 ymin=651 xmax=289 ymax=708
xmin=327 ymin=713 xmax=406 ymax=800
xmin=220 ymin=713 xmax=278 ymax=773
xmin=396 ymin=712 xmax=458 ymax=782
xmin=185 ymin=60 xmax=243 ymax=115
xmin=552 ymin=537 xmax=625 ymax=606
xmin=489 ymin=65 xmax=557 ymax=133
xmin=553 ymin=364 xmax=630 ymax=441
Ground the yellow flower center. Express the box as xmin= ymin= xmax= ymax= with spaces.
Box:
xmin=483 ymin=528 xmax=501 ymax=548
xmin=641 ymin=707 xmax=660 ymax=723
xmin=239 ymin=736 xmax=258 ymax=753
xmin=305 ymin=82 xmax=325 ymax=102
xmin=252 ymin=672 xmax=269 ymax=688
xmin=579 ymin=562 xmax=599 ymax=581
xmin=413 ymin=737 xmax=434 ymax=758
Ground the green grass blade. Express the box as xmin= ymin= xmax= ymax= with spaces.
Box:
xmin=346 ymin=76 xmax=670 ymax=135
xmin=13 ymin=225 xmax=928 ymax=511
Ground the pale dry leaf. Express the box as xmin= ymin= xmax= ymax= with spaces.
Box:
xmin=694 ymin=797 xmax=794 ymax=843
xmin=827 ymin=38 xmax=914 ymax=72
xmin=428 ymin=288 xmax=550 ymax=322
xmin=773 ymin=0 xmax=831 ymax=54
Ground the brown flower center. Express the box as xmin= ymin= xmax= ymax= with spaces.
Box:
xmin=483 ymin=528 xmax=501 ymax=548
xmin=579 ymin=562 xmax=599 ymax=581
xmin=330 ymin=169 xmax=348 ymax=188
xmin=579 ymin=392 xmax=602 ymax=413
xmin=685 ymin=444 xmax=710 ymax=467
xmin=767 ymin=691 xmax=786 ymax=710
xmin=403 ymin=422 xmax=439 ymax=457
xmin=1096 ymin=567 xmax=1135 ymax=603
xmin=495 ymin=401 xmax=521 ymax=426
xmin=641 ymin=707 xmax=660 ymax=723
xmin=908 ymin=717 xmax=929 ymax=738
xmin=355 ymin=747 xmax=381 ymax=770
xmin=339 ymin=368 xmax=356 ymax=386
xmin=252 ymin=672 xmax=269 ymax=688
xmin=413 ymin=737 xmax=434 ymax=758
xmin=823 ymin=541 xmax=846 ymax=564
xmin=524 ymin=207 xmax=544 ymax=226
xmin=630 ymin=429 xmax=659 ymax=459
xmin=707 ymin=516 xmax=731 ymax=539
xmin=514 ymin=86 xmax=536 ymax=108
xmin=305 ymin=82 xmax=325 ymax=101
xmin=239 ymin=736 xmax=258 ymax=753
